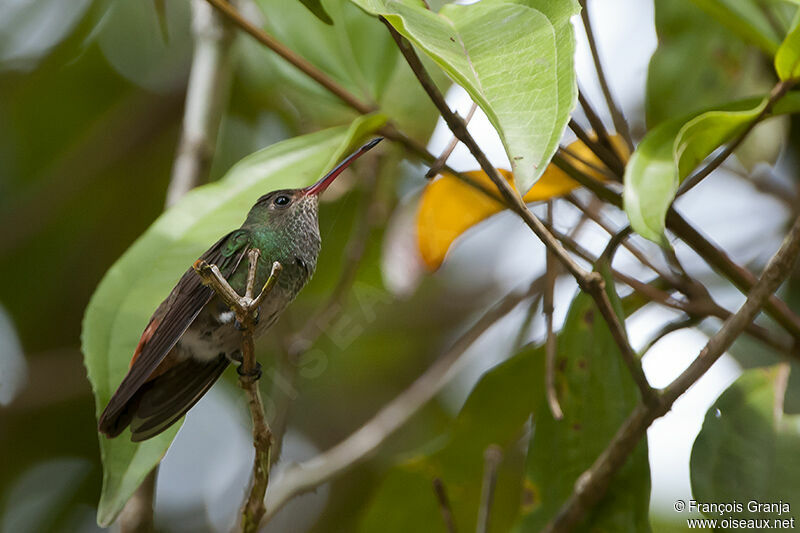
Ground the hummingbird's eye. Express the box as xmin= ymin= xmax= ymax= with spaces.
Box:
xmin=274 ymin=195 xmax=291 ymax=207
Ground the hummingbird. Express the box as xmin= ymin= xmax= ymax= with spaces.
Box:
xmin=98 ymin=138 xmax=382 ymax=442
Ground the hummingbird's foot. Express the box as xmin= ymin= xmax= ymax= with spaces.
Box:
xmin=237 ymin=361 xmax=262 ymax=381
xmin=234 ymin=319 xmax=245 ymax=331
xmin=253 ymin=308 xmax=260 ymax=325
xmin=228 ymin=350 xmax=242 ymax=364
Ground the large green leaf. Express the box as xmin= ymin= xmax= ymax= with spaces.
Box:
xmin=349 ymin=0 xmax=578 ymax=194
xmin=518 ymin=267 xmax=651 ymax=532
xmin=691 ymin=367 xmax=800 ymax=518
xmin=689 ymin=0 xmax=781 ymax=55
xmin=81 ymin=115 xmax=386 ymax=526
xmin=623 ymin=94 xmax=800 ymax=245
xmin=359 ymin=344 xmax=545 ymax=532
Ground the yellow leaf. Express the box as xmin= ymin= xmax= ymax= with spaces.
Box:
xmin=416 ymin=136 xmax=626 ymax=270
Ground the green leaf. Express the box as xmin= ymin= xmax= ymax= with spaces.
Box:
xmin=691 ymin=367 xmax=800 ymax=518
xmin=297 ymin=0 xmax=333 ymax=24
xmin=349 ymin=0 xmax=579 ymax=194
xmin=359 ymin=344 xmax=545 ymax=532
xmin=775 ymin=13 xmax=800 ymax=81
xmin=518 ymin=267 xmax=650 ymax=532
xmin=689 ymin=0 xmax=781 ymax=55
xmin=82 ymin=114 xmax=386 ymax=526
xmin=624 ymin=94 xmax=800 ymax=245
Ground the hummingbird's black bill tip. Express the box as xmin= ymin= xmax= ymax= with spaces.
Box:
xmin=303 ymin=137 xmax=384 ymax=196
xmin=364 ymin=137 xmax=383 ymax=150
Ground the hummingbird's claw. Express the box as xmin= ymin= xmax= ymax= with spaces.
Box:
xmin=234 ymin=319 xmax=245 ymax=331
xmin=237 ymin=361 xmax=262 ymax=381
xmin=228 ymin=350 xmax=242 ymax=363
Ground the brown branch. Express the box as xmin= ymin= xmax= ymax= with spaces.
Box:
xmin=476 ymin=445 xmax=503 ymax=533
xmin=577 ymin=0 xmax=633 ymax=150
xmin=677 ymin=79 xmax=796 ymax=196
xmin=543 ymin=214 xmax=800 ymax=532
xmin=425 ymin=102 xmax=478 ymax=178
xmin=432 ymin=478 xmax=458 ymax=533
xmin=568 ymin=119 xmax=625 ymax=178
xmin=194 ymin=250 xmax=282 ymax=533
xmin=558 ymin=143 xmax=618 ymax=182
xmin=204 ymin=0 xmax=374 ymax=114
xmin=638 ymin=315 xmax=701 ymax=357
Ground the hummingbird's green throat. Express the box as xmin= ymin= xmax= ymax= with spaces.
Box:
xmin=98 ymin=138 xmax=383 ymax=441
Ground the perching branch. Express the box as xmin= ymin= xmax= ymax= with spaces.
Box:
xmin=120 ymin=3 xmax=237 ymax=528
xmin=194 ymin=249 xmax=282 ymax=533
xmin=262 ymin=280 xmax=543 ymax=522
xmin=543 ymin=214 xmax=800 ymax=533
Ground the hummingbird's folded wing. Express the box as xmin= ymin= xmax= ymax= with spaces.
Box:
xmin=98 ymin=229 xmax=251 ymax=437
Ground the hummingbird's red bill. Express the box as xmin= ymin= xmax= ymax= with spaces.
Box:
xmin=302 ymin=137 xmax=383 ymax=196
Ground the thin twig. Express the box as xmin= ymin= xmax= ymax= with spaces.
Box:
xmin=433 ymin=478 xmax=458 ymax=533
xmin=677 ymin=79 xmax=796 ymax=196
xmin=568 ymin=119 xmax=625 ymax=178
xmin=558 ymin=144 xmax=618 ymax=182
xmin=576 ymin=89 xmax=621 ymax=164
xmin=543 ymin=214 xmax=800 ymax=532
xmin=578 ymin=0 xmax=633 ymax=149
xmin=638 ymin=315 xmax=701 ymax=357
xmin=263 ymin=281 xmax=542 ymax=522
xmin=476 ymin=445 xmax=503 ymax=533
xmin=166 ymin=0 xmax=235 ymax=207
xmin=426 ymin=102 xmax=479 ymax=178
xmin=194 ymin=251 xmax=282 ymax=533
xmin=544 ymin=201 xmax=563 ymax=419
xmin=204 ymin=0 xmax=374 ymax=114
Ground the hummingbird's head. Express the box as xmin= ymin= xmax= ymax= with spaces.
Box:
xmin=244 ymin=138 xmax=383 ymax=236
xmin=245 ymin=138 xmax=382 ymax=228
